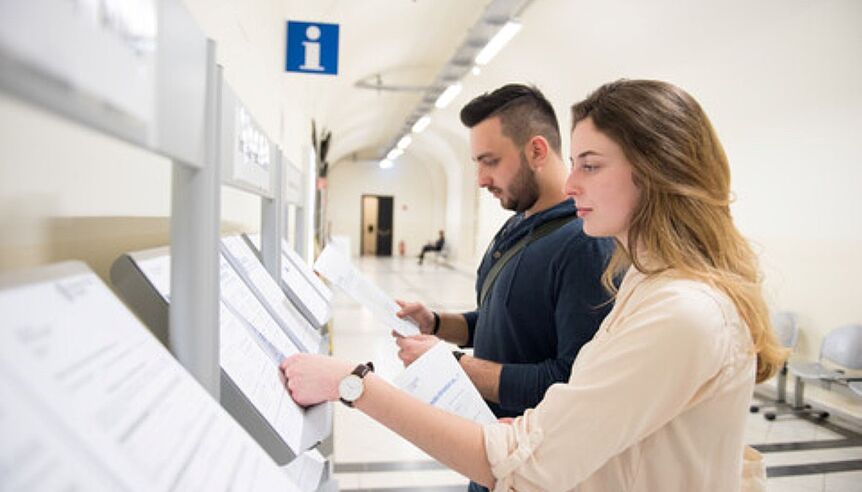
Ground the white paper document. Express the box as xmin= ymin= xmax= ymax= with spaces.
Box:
xmin=0 ymin=262 xmax=300 ymax=491
xmin=280 ymin=241 xmax=332 ymax=327
xmin=247 ymin=233 xmax=333 ymax=327
xmin=136 ymin=254 xmax=171 ymax=302
xmin=281 ymin=240 xmax=333 ymax=303
xmin=313 ymin=245 xmax=419 ymax=336
xmin=222 ymin=236 xmax=322 ymax=353
xmin=0 ymin=374 xmax=125 ymax=491
xmin=394 ymin=342 xmax=496 ymax=424
xmin=132 ymin=249 xmax=323 ymax=455
xmin=217 ymin=254 xmax=307 ymax=454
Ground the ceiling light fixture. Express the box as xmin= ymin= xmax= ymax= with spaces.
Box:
xmin=434 ymin=82 xmax=463 ymax=109
xmin=379 ymin=159 xmax=394 ymax=169
xmin=474 ymin=20 xmax=522 ymax=66
xmin=386 ymin=148 xmax=403 ymax=160
xmin=411 ymin=115 xmax=431 ymax=133
xmin=397 ymin=135 xmax=413 ymax=150
xmin=375 ymin=1 xmax=535 ymax=161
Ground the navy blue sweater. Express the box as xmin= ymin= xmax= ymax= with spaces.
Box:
xmin=462 ymin=200 xmax=614 ymax=418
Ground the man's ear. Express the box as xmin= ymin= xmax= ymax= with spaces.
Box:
xmin=525 ymin=135 xmax=550 ymax=169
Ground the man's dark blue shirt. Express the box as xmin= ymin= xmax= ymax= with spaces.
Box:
xmin=461 ymin=199 xmax=615 ymax=418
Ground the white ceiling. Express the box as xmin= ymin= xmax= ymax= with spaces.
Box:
xmin=281 ymin=0 xmax=490 ymax=165
xmin=183 ymin=0 xmax=862 ymax=196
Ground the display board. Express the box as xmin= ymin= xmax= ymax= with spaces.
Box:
xmin=0 ymin=261 xmax=299 ymax=491
xmin=0 ymin=0 xmax=208 ymax=166
xmin=245 ymin=233 xmax=333 ymax=328
xmin=111 ymin=246 xmax=331 ymax=464
xmin=223 ymin=235 xmax=325 ymax=345
xmin=283 ymin=157 xmax=305 ymax=206
xmin=220 ymin=82 xmax=275 ymax=196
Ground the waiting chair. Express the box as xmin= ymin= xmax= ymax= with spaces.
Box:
xmin=432 ymin=244 xmax=451 ymax=264
xmin=777 ymin=323 xmax=862 ymax=420
xmin=750 ymin=312 xmax=799 ymax=416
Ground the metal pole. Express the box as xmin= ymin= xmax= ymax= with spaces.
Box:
xmin=261 ymin=152 xmax=284 ymax=279
xmin=168 ymin=40 xmax=221 ymax=397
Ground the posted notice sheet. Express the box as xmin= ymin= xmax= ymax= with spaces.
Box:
xmin=394 ymin=342 xmax=495 ymax=424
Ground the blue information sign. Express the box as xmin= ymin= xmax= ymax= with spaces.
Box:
xmin=285 ymin=21 xmax=339 ymax=76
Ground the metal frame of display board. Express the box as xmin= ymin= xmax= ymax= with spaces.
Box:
xmin=0 ymin=0 xmax=221 ymax=397
xmin=109 ymin=244 xmax=332 ymax=466
xmin=0 ymin=1 xmax=333 ymax=487
xmin=218 ymin=78 xmax=287 ymax=283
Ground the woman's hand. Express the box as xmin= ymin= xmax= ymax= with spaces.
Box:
xmin=280 ymin=354 xmax=353 ymax=407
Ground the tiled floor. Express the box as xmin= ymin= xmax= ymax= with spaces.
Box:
xmin=327 ymin=256 xmax=862 ymax=491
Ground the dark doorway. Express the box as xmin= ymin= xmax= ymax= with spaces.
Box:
xmin=360 ymin=195 xmax=394 ymax=256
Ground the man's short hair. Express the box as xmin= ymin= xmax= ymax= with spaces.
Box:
xmin=459 ymin=84 xmax=561 ymax=155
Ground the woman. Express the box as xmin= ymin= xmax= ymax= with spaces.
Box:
xmin=280 ymin=80 xmax=786 ymax=491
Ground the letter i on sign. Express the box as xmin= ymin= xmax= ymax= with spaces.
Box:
xmin=286 ymin=21 xmax=339 ymax=76
xmin=300 ymin=26 xmax=323 ymax=71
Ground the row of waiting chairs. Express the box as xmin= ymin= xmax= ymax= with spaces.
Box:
xmin=750 ymin=313 xmax=862 ymax=421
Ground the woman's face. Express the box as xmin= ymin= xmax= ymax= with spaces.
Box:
xmin=565 ymin=117 xmax=640 ymax=247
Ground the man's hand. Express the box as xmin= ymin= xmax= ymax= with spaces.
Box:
xmin=395 ymin=299 xmax=435 ymax=334
xmin=280 ymin=354 xmax=353 ymax=407
xmin=394 ymin=334 xmax=440 ymax=366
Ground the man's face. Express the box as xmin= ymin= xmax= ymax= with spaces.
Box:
xmin=469 ymin=117 xmax=539 ymax=213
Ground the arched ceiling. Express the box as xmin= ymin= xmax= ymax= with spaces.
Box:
xmin=278 ymin=0 xmax=489 ymax=168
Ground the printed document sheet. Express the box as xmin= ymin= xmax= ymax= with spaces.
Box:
xmin=313 ymin=244 xmax=419 ymax=336
xmin=222 ymin=236 xmax=322 ymax=353
xmin=280 ymin=239 xmax=332 ymax=327
xmin=245 ymin=233 xmax=332 ymax=327
xmin=218 ymin=254 xmax=307 ymax=453
xmin=0 ymin=262 xmax=299 ymax=491
xmin=134 ymin=251 xmax=310 ymax=455
xmin=394 ymin=342 xmax=496 ymax=424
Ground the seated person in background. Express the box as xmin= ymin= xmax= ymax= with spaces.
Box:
xmin=281 ymin=79 xmax=787 ymax=491
xmin=418 ymin=230 xmax=446 ymax=264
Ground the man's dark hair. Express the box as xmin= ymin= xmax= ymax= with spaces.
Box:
xmin=459 ymin=83 xmax=561 ymax=155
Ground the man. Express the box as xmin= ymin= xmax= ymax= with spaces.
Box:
xmin=418 ymin=230 xmax=445 ymax=265
xmin=395 ymin=84 xmax=614 ymax=489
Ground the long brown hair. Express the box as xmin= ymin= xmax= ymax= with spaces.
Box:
xmin=571 ymin=80 xmax=786 ymax=383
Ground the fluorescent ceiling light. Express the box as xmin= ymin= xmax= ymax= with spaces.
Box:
xmin=379 ymin=159 xmax=394 ymax=169
xmin=475 ymin=20 xmax=522 ymax=66
xmin=397 ymin=135 xmax=413 ymax=150
xmin=411 ymin=115 xmax=431 ymax=133
xmin=435 ymin=82 xmax=463 ymax=109
xmin=386 ymin=148 xmax=403 ymax=160
xmin=471 ymin=66 xmax=482 ymax=76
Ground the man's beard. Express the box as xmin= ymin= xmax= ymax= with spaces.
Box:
xmin=501 ymin=152 xmax=540 ymax=213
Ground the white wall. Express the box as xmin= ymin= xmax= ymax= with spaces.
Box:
xmin=403 ymin=126 xmax=479 ymax=269
xmin=0 ymin=92 xmax=175 ymax=276
xmin=183 ymin=0 xmax=309 ymax=230
xmin=0 ymin=1 xmax=314 ymax=277
xmin=326 ymin=156 xmax=446 ymax=258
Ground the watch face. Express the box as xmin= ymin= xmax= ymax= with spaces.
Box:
xmin=339 ymin=374 xmax=363 ymax=402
